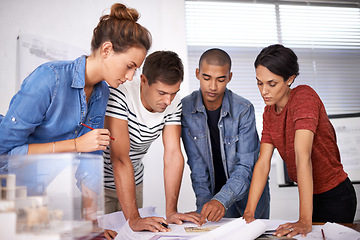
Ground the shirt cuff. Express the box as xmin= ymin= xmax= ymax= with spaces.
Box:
xmin=7 ymin=144 xmax=29 ymax=155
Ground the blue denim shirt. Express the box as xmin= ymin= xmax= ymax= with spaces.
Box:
xmin=181 ymin=89 xmax=270 ymax=219
xmin=0 ymin=55 xmax=109 ymax=155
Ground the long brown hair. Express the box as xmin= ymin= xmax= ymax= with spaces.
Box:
xmin=91 ymin=3 xmax=152 ymax=53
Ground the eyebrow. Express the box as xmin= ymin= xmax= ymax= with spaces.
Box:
xmin=202 ymin=73 xmax=211 ymax=78
xmin=256 ymin=77 xmax=276 ymax=83
xmin=202 ymin=73 xmax=226 ymax=79
xmin=132 ymin=61 xmax=138 ymax=68
xmin=159 ymin=89 xmax=180 ymax=95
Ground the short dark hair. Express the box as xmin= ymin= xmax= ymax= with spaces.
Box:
xmin=254 ymin=44 xmax=299 ymax=82
xmin=142 ymin=51 xmax=184 ymax=85
xmin=199 ymin=48 xmax=232 ymax=71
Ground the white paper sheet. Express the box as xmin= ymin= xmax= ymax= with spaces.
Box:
xmin=192 ymin=218 xmax=266 ymax=240
xmin=261 ymin=220 xmax=360 ymax=240
xmin=98 ymin=210 xmax=360 ymax=240
xmin=97 ymin=206 xmax=158 ymax=232
xmin=292 ymin=222 xmax=360 ymax=240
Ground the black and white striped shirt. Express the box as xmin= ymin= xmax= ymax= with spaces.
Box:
xmin=103 ymin=79 xmax=182 ymax=189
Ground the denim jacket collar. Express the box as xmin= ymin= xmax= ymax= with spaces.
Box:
xmin=193 ymin=88 xmax=233 ymax=119
xmin=71 ymin=55 xmax=103 ymax=102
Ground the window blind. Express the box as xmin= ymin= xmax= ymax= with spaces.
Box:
xmin=185 ymin=1 xmax=360 ymax=119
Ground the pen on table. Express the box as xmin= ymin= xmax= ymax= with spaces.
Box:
xmin=264 ymin=229 xmax=276 ymax=234
xmin=80 ymin=122 xmax=115 ymax=140
xmin=321 ymin=228 xmax=325 ymax=240
xmin=160 ymin=222 xmax=169 ymax=229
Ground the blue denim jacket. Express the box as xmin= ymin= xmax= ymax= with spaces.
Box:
xmin=0 ymin=55 xmax=109 ymax=155
xmin=181 ymin=89 xmax=270 ymax=219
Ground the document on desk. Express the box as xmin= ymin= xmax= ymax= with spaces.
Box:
xmin=98 ymin=209 xmax=360 ymax=240
xmin=292 ymin=222 xmax=360 ymax=240
xmin=261 ymin=220 xmax=360 ymax=240
xmin=98 ymin=209 xmax=266 ymax=240
xmin=118 ymin=218 xmax=266 ymax=240
xmin=191 ymin=218 xmax=266 ymax=240
xmin=97 ymin=206 xmax=160 ymax=232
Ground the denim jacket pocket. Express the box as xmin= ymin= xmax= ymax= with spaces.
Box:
xmin=187 ymin=130 xmax=207 ymax=143
xmin=87 ymin=115 xmax=103 ymax=128
xmin=223 ymin=135 xmax=239 ymax=163
xmin=223 ymin=135 xmax=238 ymax=146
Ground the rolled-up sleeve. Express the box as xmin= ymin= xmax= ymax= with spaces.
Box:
xmin=0 ymin=65 xmax=55 ymax=155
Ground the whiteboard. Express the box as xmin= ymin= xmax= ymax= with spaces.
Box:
xmin=329 ymin=113 xmax=360 ymax=183
xmin=277 ymin=112 xmax=360 ymax=186
xmin=16 ymin=33 xmax=87 ymax=90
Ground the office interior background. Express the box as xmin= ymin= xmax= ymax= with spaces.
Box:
xmin=0 ymin=0 xmax=359 ymax=221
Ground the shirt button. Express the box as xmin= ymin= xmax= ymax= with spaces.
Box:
xmin=194 ymin=137 xmax=197 ymax=140
xmin=11 ymin=117 xmax=16 ymax=122
xmin=219 ymin=125 xmax=223 ymax=128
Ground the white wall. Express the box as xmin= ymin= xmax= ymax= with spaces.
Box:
xmin=0 ymin=0 xmax=190 ymax=113
xmin=0 ymin=0 xmax=195 ymax=216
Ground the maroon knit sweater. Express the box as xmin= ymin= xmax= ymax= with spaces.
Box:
xmin=261 ymin=85 xmax=347 ymax=194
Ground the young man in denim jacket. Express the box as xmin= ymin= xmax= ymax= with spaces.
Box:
xmin=181 ymin=48 xmax=270 ymax=224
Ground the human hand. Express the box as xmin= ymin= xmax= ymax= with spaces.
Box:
xmin=76 ymin=128 xmax=111 ymax=152
xmin=167 ymin=211 xmax=200 ymax=226
xmin=199 ymin=199 xmax=225 ymax=225
xmin=104 ymin=229 xmax=117 ymax=240
xmin=81 ymin=184 xmax=98 ymax=221
xmin=275 ymin=219 xmax=312 ymax=238
xmin=243 ymin=211 xmax=256 ymax=223
xmin=129 ymin=216 xmax=170 ymax=233
xmin=185 ymin=211 xmax=201 ymax=220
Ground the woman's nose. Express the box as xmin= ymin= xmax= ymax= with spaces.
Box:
xmin=125 ymin=69 xmax=136 ymax=81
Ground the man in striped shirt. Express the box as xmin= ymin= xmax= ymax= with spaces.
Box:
xmin=103 ymin=51 xmax=200 ymax=237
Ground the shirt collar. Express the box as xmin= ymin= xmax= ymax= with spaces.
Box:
xmin=71 ymin=55 xmax=86 ymax=89
xmin=71 ymin=55 xmax=103 ymax=101
xmin=221 ymin=89 xmax=232 ymax=118
xmin=193 ymin=89 xmax=206 ymax=113
xmin=193 ymin=88 xmax=232 ymax=118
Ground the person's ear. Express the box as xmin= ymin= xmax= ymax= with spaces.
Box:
xmin=287 ymin=75 xmax=296 ymax=86
xmin=196 ymin=68 xmax=200 ymax=80
xmin=228 ymin=72 xmax=233 ymax=83
xmin=140 ymin=74 xmax=148 ymax=85
xmin=101 ymin=41 xmax=113 ymax=59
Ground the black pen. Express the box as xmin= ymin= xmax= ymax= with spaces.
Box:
xmin=160 ymin=222 xmax=169 ymax=228
xmin=264 ymin=229 xmax=276 ymax=234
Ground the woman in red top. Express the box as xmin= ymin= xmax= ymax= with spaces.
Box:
xmin=243 ymin=44 xmax=357 ymax=237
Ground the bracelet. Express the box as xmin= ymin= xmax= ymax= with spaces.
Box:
xmin=74 ymin=138 xmax=77 ymax=152
xmin=53 ymin=142 xmax=55 ymax=154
